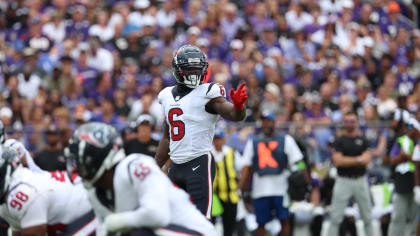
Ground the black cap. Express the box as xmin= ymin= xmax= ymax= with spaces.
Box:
xmin=45 ymin=125 xmax=61 ymax=135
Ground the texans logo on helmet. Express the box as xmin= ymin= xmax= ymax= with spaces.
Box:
xmin=79 ymin=133 xmax=103 ymax=147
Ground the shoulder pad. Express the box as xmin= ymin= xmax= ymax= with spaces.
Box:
xmin=205 ymin=83 xmax=226 ymax=99
xmin=158 ymin=86 xmax=174 ymax=104
xmin=6 ymin=183 xmax=37 ymax=220
xmin=126 ymin=155 xmax=155 ymax=183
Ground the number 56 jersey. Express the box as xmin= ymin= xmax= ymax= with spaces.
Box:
xmin=158 ymin=83 xmax=226 ymax=164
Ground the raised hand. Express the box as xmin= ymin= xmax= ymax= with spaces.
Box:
xmin=229 ymin=82 xmax=248 ymax=110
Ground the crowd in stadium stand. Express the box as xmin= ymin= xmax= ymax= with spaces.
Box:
xmin=0 ymin=0 xmax=420 ymax=235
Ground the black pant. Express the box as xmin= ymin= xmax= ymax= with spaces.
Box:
xmin=221 ymin=201 xmax=237 ymax=236
xmin=169 ymin=153 xmax=216 ymax=218
xmin=130 ymin=224 xmax=203 ymax=236
xmin=0 ymin=218 xmax=8 ymax=236
xmin=61 ymin=210 xmax=96 ymax=236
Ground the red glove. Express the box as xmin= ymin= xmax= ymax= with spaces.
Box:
xmin=230 ymin=82 xmax=248 ymax=110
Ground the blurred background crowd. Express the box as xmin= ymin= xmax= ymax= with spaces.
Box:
xmin=0 ymin=0 xmax=419 ymax=235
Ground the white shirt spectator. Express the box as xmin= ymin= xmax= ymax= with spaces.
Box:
xmin=128 ymin=99 xmax=164 ymax=128
xmin=285 ymin=11 xmax=314 ymax=31
xmin=42 ymin=21 xmax=66 ymax=43
xmin=17 ymin=73 xmax=41 ymax=99
xmin=242 ymin=134 xmax=304 ymax=198
xmin=157 ymin=9 xmax=175 ymax=27
xmin=377 ymin=98 xmax=397 ymax=118
xmin=319 ymin=0 xmax=342 ymax=15
xmin=128 ymin=12 xmax=144 ymax=27
xmin=311 ymin=30 xmax=326 ymax=45
xmin=109 ymin=13 xmax=123 ymax=29
xmin=336 ymin=37 xmax=365 ymax=56
xmin=88 ymin=25 xmax=114 ymax=42
xmin=87 ymin=48 xmax=114 ymax=72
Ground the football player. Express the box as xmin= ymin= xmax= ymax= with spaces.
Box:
xmin=0 ymin=121 xmax=39 ymax=172
xmin=3 ymin=139 xmax=43 ymax=173
xmin=155 ymin=45 xmax=248 ymax=218
xmin=0 ymin=147 xmax=97 ymax=236
xmin=65 ymin=122 xmax=217 ymax=235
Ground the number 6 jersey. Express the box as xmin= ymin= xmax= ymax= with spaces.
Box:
xmin=158 ymin=83 xmax=226 ymax=164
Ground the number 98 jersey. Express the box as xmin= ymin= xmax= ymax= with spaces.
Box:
xmin=158 ymin=83 xmax=226 ymax=164
xmin=0 ymin=167 xmax=92 ymax=231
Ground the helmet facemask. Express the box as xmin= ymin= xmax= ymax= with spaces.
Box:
xmin=175 ymin=61 xmax=208 ymax=88
xmin=65 ymin=134 xmax=125 ymax=189
xmin=79 ymin=141 xmax=125 ymax=189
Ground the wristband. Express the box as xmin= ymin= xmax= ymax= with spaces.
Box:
xmin=233 ymin=103 xmax=245 ymax=111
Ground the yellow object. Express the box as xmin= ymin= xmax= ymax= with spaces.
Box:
xmin=213 ymin=147 xmax=239 ymax=204
xmin=212 ymin=193 xmax=224 ymax=217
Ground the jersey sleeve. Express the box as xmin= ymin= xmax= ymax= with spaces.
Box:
xmin=109 ymin=155 xmax=171 ymax=230
xmin=284 ymin=134 xmax=304 ymax=165
xmin=413 ymin=144 xmax=420 ymax=161
xmin=6 ymin=184 xmax=47 ymax=229
xmin=157 ymin=90 xmax=164 ymax=104
xmin=25 ymin=151 xmax=44 ymax=173
xmin=157 ymin=87 xmax=171 ymax=105
xmin=205 ymin=83 xmax=226 ymax=100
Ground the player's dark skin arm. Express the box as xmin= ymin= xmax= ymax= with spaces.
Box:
xmin=382 ymin=154 xmax=389 ymax=165
xmin=207 ymin=97 xmax=246 ymax=121
xmin=415 ymin=162 xmax=420 ymax=186
xmin=239 ymin=166 xmax=253 ymax=192
xmin=332 ymin=151 xmax=370 ymax=167
xmin=155 ymin=123 xmax=171 ymax=168
xmin=389 ymin=152 xmax=411 ymax=166
xmin=18 ymin=224 xmax=47 ymax=236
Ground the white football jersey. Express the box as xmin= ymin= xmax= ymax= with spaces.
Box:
xmin=158 ymin=83 xmax=226 ymax=164
xmin=0 ymin=167 xmax=92 ymax=231
xmin=89 ymin=153 xmax=217 ymax=235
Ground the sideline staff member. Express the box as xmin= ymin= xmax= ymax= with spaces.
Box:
xmin=387 ymin=120 xmax=419 ymax=236
xmin=328 ymin=111 xmax=373 ymax=236
xmin=124 ymin=114 xmax=159 ymax=156
xmin=239 ymin=112 xmax=306 ymax=236
xmin=212 ymin=129 xmax=242 ymax=236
